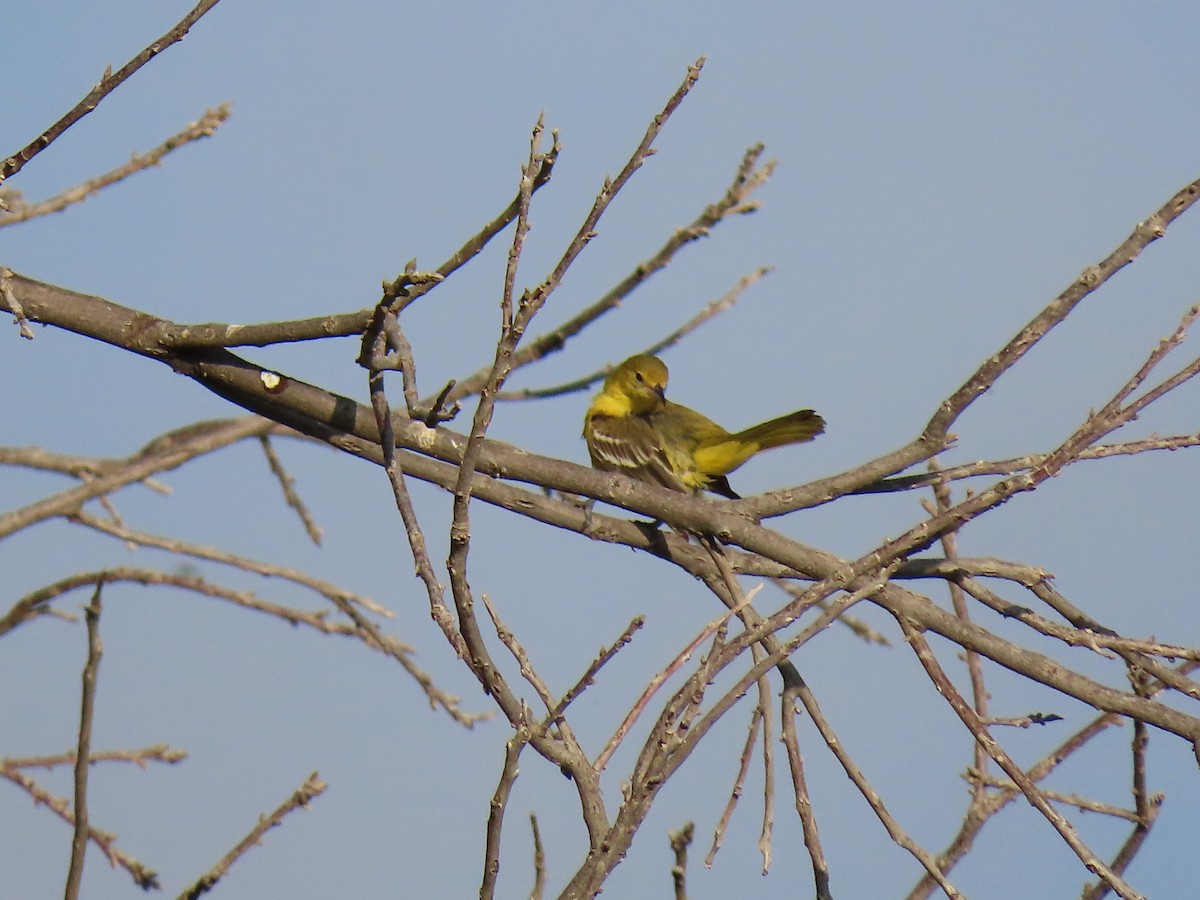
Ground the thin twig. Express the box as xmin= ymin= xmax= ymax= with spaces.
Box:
xmin=1 ymin=0 xmax=225 ymax=182
xmin=970 ymin=772 xmax=1141 ymax=822
xmin=704 ymin=706 xmax=761 ymax=868
xmin=481 ymin=593 xmax=558 ymax=711
xmin=496 ymin=266 xmax=772 ymax=401
xmin=3 ymin=744 xmax=186 ymax=771
xmin=773 ymin=577 xmax=891 ymax=644
xmin=982 ymin=712 xmax=1064 ymax=728
xmin=477 ymin=589 xmax=594 ymax=794
xmin=2 ymin=567 xmax=361 ymax=640
xmin=381 ymin=311 xmax=423 ymax=417
xmin=1081 ymin=800 xmax=1162 ymax=900
xmin=0 ymin=416 xmax=273 ymax=543
xmin=967 ymin=575 xmax=1200 ymax=663
xmin=529 ymin=813 xmax=546 ymax=900
xmin=356 ymin=133 xmax=559 ymax=373
xmin=594 ymin=590 xmax=756 ymax=773
xmin=501 ymin=116 xmax=543 ymax=333
xmin=481 ymin=736 xmax=526 ymax=900
xmin=178 ymin=772 xmax=327 ymax=900
xmin=65 ymin=584 xmax=104 ymax=900
xmin=755 ymin=645 xmax=775 ymax=874
xmin=0 ymin=566 xmax=479 ymax=722
xmin=859 ymin=432 xmax=1200 ymax=495
xmin=0 ymin=767 xmax=159 ymax=889
xmin=257 ymin=434 xmax=323 ymax=545
xmin=780 ymin=686 xmax=831 ymax=900
xmin=71 ymin=510 xmax=390 ymax=617
xmin=0 ymin=106 xmax=230 ymax=226
xmin=545 ymin=615 xmax=645 ymax=727
xmin=792 ymin=677 xmax=962 ymax=897
xmin=668 ymin=821 xmax=694 ymax=900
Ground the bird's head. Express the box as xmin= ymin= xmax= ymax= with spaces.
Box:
xmin=605 ymin=354 xmax=669 ymax=413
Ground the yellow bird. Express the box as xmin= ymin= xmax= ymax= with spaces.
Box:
xmin=583 ymin=354 xmax=824 ymax=499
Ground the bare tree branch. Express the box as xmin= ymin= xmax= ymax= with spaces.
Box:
xmin=5 ymin=26 xmax=1200 ymax=896
xmin=257 ymin=433 xmax=323 ymax=545
xmin=530 ymin=813 xmax=546 ymax=900
xmin=0 ymin=766 xmax=159 ymax=889
xmin=901 ymin=620 xmax=1143 ymax=900
xmin=458 ymin=142 xmax=774 ymax=405
xmin=481 ymin=736 xmax=526 ymax=900
xmin=178 ymin=772 xmax=327 ymax=900
xmin=65 ymin=584 xmax=104 ymax=900
xmin=4 ymin=744 xmax=186 ymax=771
xmin=495 ymin=266 xmax=772 ymax=402
xmin=0 ymin=106 xmax=230 ymax=226
xmin=668 ymin=821 xmax=694 ymax=900
xmin=705 ymin=706 xmax=761 ymax=868
xmin=1 ymin=0 xmax=226 ymax=183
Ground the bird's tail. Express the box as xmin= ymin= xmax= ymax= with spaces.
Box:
xmin=692 ymin=409 xmax=825 ymax=478
xmin=733 ymin=409 xmax=825 ymax=451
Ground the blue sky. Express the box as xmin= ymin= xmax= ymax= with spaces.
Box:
xmin=4 ymin=3 xmax=1200 ymax=898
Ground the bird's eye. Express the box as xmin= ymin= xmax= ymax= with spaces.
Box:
xmin=634 ymin=372 xmax=644 ymax=382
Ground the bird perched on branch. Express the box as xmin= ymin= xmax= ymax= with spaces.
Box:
xmin=583 ymin=354 xmax=824 ymax=499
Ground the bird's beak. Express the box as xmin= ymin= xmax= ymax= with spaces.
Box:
xmin=653 ymin=385 xmax=666 ymax=400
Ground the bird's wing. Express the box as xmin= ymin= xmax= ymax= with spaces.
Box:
xmin=585 ymin=414 xmax=689 ymax=493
